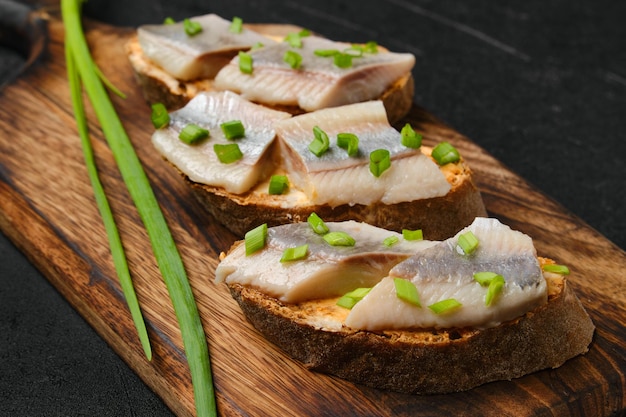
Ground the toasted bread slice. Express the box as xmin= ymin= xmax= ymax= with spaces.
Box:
xmin=225 ymin=259 xmax=594 ymax=394
xmin=181 ymin=147 xmax=486 ymax=239
xmin=126 ymin=30 xmax=415 ymax=123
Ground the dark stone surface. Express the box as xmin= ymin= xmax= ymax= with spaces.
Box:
xmin=1 ymin=0 xmax=624 ymax=415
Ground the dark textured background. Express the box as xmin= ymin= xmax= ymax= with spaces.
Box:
xmin=1 ymin=0 xmax=624 ymax=415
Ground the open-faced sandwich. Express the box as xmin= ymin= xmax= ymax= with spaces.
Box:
xmin=150 ymin=90 xmax=486 ymax=238
xmin=215 ymin=216 xmax=595 ymax=394
xmin=127 ymin=13 xmax=415 ymax=123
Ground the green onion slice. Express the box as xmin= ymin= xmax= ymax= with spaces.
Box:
xmin=369 ymin=149 xmax=391 ymax=177
xmin=284 ymin=30 xmax=309 ymax=48
xmin=400 ymin=123 xmax=422 ymax=148
xmin=314 ymin=49 xmax=339 ymax=57
xmin=268 ymin=174 xmax=289 ymax=195
xmin=163 ymin=17 xmax=175 ymax=25
xmin=251 ymin=42 xmax=264 ymax=50
xmin=473 ymin=272 xmax=506 ymax=306
xmin=308 ymin=125 xmax=330 ymax=157
xmin=150 ymin=102 xmax=170 ymax=129
xmin=245 ymin=223 xmax=267 ymax=256
xmin=363 ymin=41 xmax=379 ymax=54
xmin=402 ymin=229 xmax=423 ymax=241
xmin=179 ymin=124 xmax=209 ymax=145
xmin=307 ymin=212 xmax=329 ymax=235
xmin=428 ymin=299 xmax=462 ymax=314
xmin=457 ymin=231 xmax=479 ymax=255
xmin=337 ymin=287 xmax=371 ymax=309
xmin=383 ymin=235 xmax=399 ymax=247
xmin=283 ymin=50 xmax=303 ymax=69
xmin=323 ymin=231 xmax=356 ymax=247
xmin=183 ymin=18 xmax=202 ymax=36
xmin=220 ymin=120 xmax=245 ymax=139
xmin=238 ymin=51 xmax=253 ymax=74
xmin=337 ymin=132 xmax=359 ymax=156
xmin=280 ymin=244 xmax=309 ymax=263
xmin=334 ymin=52 xmax=353 ymax=68
xmin=344 ymin=45 xmax=364 ymax=57
xmin=473 ymin=271 xmax=502 ymax=286
xmin=432 ymin=141 xmax=460 ymax=165
xmin=542 ymin=264 xmax=570 ymax=275
xmin=213 ymin=143 xmax=243 ymax=164
xmin=485 ymin=275 xmax=505 ymax=306
xmin=229 ymin=16 xmax=243 ymax=33
xmin=394 ymin=278 xmax=421 ymax=307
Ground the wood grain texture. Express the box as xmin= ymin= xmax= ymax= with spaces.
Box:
xmin=0 ymin=16 xmax=624 ymax=417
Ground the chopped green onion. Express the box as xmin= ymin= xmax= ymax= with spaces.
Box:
xmin=337 ymin=132 xmax=359 ymax=156
xmin=457 ymin=231 xmax=479 ymax=255
xmin=314 ymin=49 xmax=339 ymax=57
xmin=337 ymin=287 xmax=371 ymax=309
xmin=308 ymin=125 xmax=330 ymax=157
xmin=220 ymin=120 xmax=245 ymax=139
xmin=280 ymin=244 xmax=309 ymax=262
xmin=213 ymin=143 xmax=243 ymax=164
xmin=179 ymin=124 xmax=209 ymax=145
xmin=283 ymin=50 xmax=303 ymax=69
xmin=163 ymin=17 xmax=175 ymax=25
xmin=245 ymin=223 xmax=267 ymax=256
xmin=473 ymin=271 xmax=502 ymax=286
xmin=284 ymin=29 xmax=310 ymax=48
xmin=432 ymin=142 xmax=460 ymax=165
xmin=307 ymin=212 xmax=329 ymax=235
xmin=334 ymin=52 xmax=353 ymax=68
xmin=485 ymin=275 xmax=505 ymax=306
xmin=394 ymin=278 xmax=421 ymax=307
xmin=251 ymin=42 xmax=264 ymax=50
xmin=542 ymin=264 xmax=570 ymax=275
xmin=150 ymin=102 xmax=170 ymax=129
xmin=323 ymin=231 xmax=356 ymax=247
xmin=369 ymin=149 xmax=391 ymax=177
xmin=400 ymin=123 xmax=422 ymax=148
xmin=428 ymin=299 xmax=462 ymax=314
xmin=268 ymin=175 xmax=289 ymax=195
xmin=183 ymin=18 xmax=202 ymax=36
xmin=383 ymin=235 xmax=399 ymax=247
xmin=344 ymin=45 xmax=364 ymax=57
xmin=229 ymin=16 xmax=243 ymax=33
xmin=285 ymin=33 xmax=302 ymax=48
xmin=473 ymin=272 xmax=505 ymax=306
xmin=62 ymin=2 xmax=215 ymax=415
xmin=363 ymin=41 xmax=379 ymax=54
xmin=238 ymin=51 xmax=253 ymax=74
xmin=402 ymin=229 xmax=423 ymax=241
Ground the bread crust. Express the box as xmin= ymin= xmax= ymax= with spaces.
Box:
xmin=226 ymin=273 xmax=595 ymax=394
xmin=126 ymin=35 xmax=415 ymax=123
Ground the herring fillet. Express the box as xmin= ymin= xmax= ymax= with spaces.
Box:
xmin=345 ymin=218 xmax=548 ymax=330
xmin=151 ymin=91 xmax=291 ymax=194
xmin=214 ymin=35 xmax=415 ymax=111
xmin=138 ymin=14 xmax=274 ymax=80
xmin=215 ymin=221 xmax=436 ymax=303
xmin=273 ymin=101 xmax=450 ymax=206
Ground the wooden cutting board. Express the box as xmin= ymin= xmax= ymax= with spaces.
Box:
xmin=1 ymin=15 xmax=624 ymax=417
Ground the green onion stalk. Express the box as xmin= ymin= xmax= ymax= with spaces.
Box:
xmin=65 ymin=33 xmax=152 ymax=360
xmin=61 ymin=1 xmax=216 ymax=415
